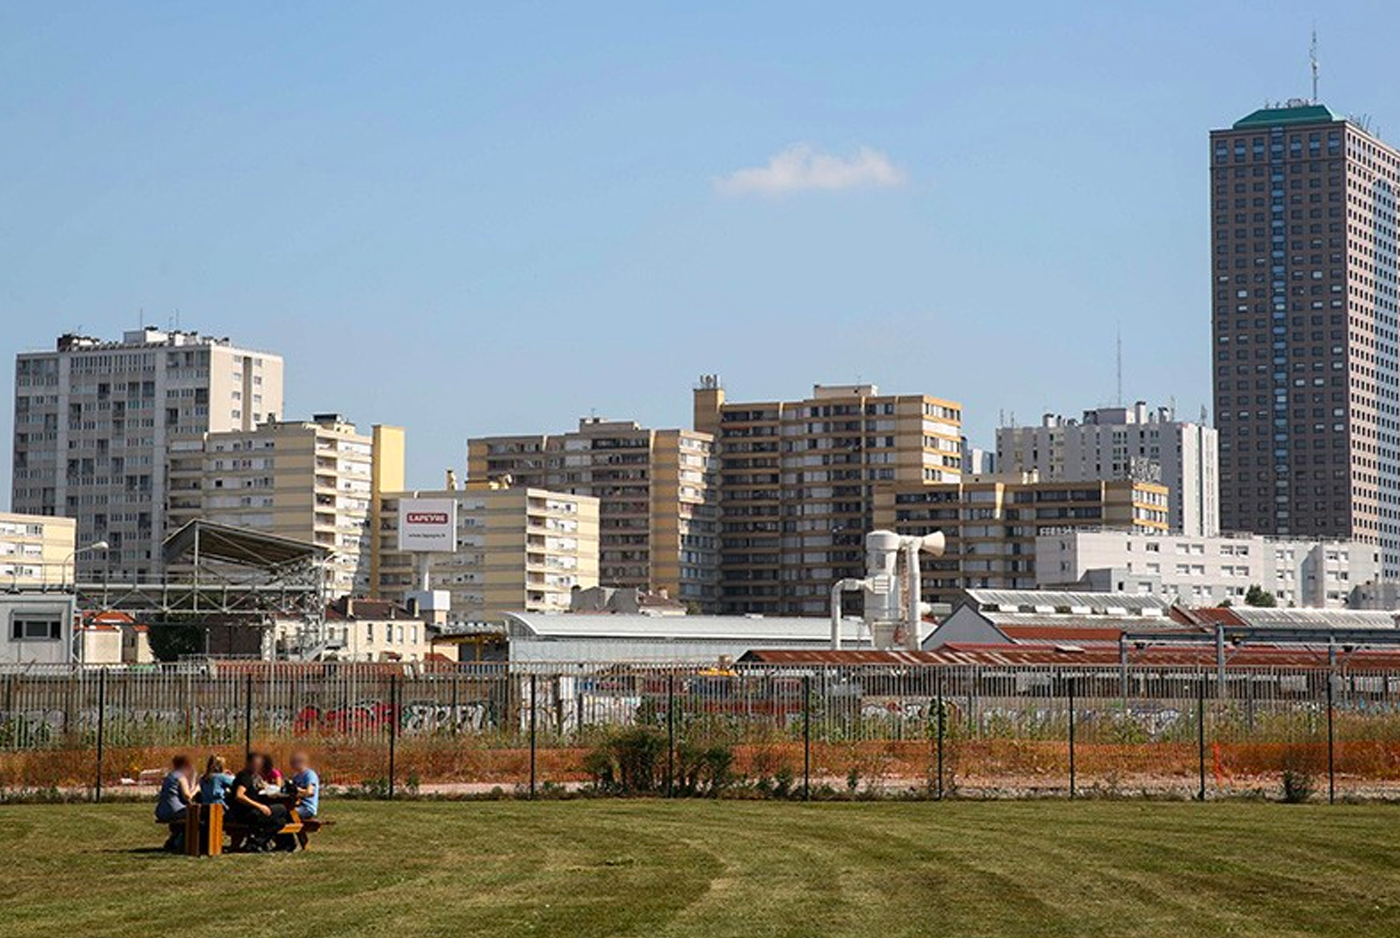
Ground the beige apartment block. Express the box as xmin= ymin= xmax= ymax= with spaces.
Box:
xmin=0 ymin=511 xmax=77 ymax=587
xmin=467 ymin=418 xmax=715 ymax=609
xmin=167 ymin=415 xmax=403 ymax=597
xmin=11 ymin=328 xmax=284 ymax=581
xmin=374 ymin=486 xmax=599 ymax=623
xmin=874 ymin=472 xmax=1170 ymax=605
xmin=693 ymin=377 xmax=965 ymax=616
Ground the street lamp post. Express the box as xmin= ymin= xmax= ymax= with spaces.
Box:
xmin=64 ymin=540 xmax=109 ymax=664
xmin=63 ymin=540 xmax=110 ymax=592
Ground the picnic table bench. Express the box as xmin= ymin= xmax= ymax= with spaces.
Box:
xmin=159 ymin=802 xmax=334 ymax=856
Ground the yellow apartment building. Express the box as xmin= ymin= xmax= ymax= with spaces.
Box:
xmin=468 ymin=418 xmax=714 ymax=609
xmin=166 ymin=416 xmax=405 ymax=597
xmin=0 ymin=511 xmax=77 ymax=586
xmin=873 ymin=472 xmax=1171 ymax=605
xmin=693 ymin=377 xmax=964 ymax=616
xmin=373 ymin=485 xmax=600 ymax=623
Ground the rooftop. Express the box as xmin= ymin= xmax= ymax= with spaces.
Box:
xmin=1232 ymin=103 xmax=1343 ymax=129
xmin=505 ymin=612 xmax=882 ymax=644
xmin=960 ymin=590 xmax=1174 ymax=616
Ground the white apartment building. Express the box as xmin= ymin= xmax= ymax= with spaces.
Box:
xmin=166 ymin=415 xmax=384 ymax=597
xmin=1035 ymin=529 xmax=1381 ymax=608
xmin=11 ymin=328 xmax=284 ymax=581
xmin=997 ymin=402 xmax=1219 ymax=537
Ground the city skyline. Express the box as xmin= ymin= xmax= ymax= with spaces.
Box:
xmin=4 ymin=4 xmax=1398 ymax=498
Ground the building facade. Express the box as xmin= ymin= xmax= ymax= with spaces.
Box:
xmin=1210 ymin=103 xmax=1400 ymax=575
xmin=166 ymin=416 xmax=402 ymax=597
xmin=11 ymin=328 xmax=284 ymax=581
xmin=695 ymin=379 xmax=964 ymax=615
xmin=996 ymin=402 xmax=1219 ymax=536
xmin=1034 ymin=529 xmax=1380 ymax=608
xmin=0 ymin=511 xmax=76 ymax=587
xmin=320 ymin=597 xmax=433 ymax=662
xmin=374 ymin=486 xmax=600 ymax=623
xmin=874 ymin=472 xmax=1170 ymax=605
xmin=468 ymin=418 xmax=715 ymax=609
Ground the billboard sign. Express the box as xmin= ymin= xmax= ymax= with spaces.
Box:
xmin=397 ymin=497 xmax=457 ymax=553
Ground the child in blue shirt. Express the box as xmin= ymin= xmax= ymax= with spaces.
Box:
xmin=198 ymin=755 xmax=236 ymax=807
xmin=289 ymin=751 xmax=320 ymax=821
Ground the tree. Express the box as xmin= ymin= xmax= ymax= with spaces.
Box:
xmin=1244 ymin=584 xmax=1277 ymax=608
xmin=147 ymin=623 xmax=206 ymax=662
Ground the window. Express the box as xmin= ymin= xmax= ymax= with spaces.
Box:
xmin=11 ymin=617 xmax=61 ymax=641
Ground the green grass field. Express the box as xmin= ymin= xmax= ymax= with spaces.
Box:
xmin=1 ymin=799 xmax=1397 ymax=937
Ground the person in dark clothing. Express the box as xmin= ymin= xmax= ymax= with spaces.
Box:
xmin=228 ymin=753 xmax=290 ymax=852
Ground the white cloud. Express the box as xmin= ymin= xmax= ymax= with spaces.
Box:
xmin=715 ymin=143 xmax=907 ymax=195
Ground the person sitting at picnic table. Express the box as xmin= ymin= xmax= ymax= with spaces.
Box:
xmin=229 ymin=753 xmax=291 ymax=852
xmin=288 ymin=751 xmax=319 ymax=821
xmin=198 ymin=755 xmax=235 ymax=807
xmin=263 ymin=754 xmax=284 ymax=789
xmin=155 ymin=755 xmax=197 ymax=851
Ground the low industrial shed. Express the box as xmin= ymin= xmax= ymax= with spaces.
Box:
xmin=503 ymin=612 xmax=909 ymax=664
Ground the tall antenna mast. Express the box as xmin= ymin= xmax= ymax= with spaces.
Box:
xmin=1310 ymin=27 xmax=1319 ymax=103
xmin=1115 ymin=325 xmax=1123 ymax=407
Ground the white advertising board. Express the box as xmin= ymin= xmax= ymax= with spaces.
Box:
xmin=397 ymin=497 xmax=457 ymax=552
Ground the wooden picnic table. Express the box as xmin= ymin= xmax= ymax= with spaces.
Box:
xmin=160 ymin=790 xmax=332 ymax=857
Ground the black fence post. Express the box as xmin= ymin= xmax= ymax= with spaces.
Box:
xmin=802 ymin=674 xmax=811 ymax=801
xmin=529 ymin=672 xmax=538 ymax=800
xmin=1068 ymin=675 xmax=1077 ymax=800
xmin=94 ymin=668 xmax=106 ymax=803
xmin=1326 ymin=669 xmax=1336 ymax=805
xmin=666 ymin=672 xmax=676 ymax=799
xmin=388 ymin=674 xmax=398 ymax=800
xmin=1197 ymin=674 xmax=1207 ymax=802
xmin=936 ymin=670 xmax=945 ymax=801
xmin=243 ymin=673 xmax=253 ymax=759
xmin=451 ymin=673 xmax=460 ymax=737
xmin=575 ymin=664 xmax=585 ymax=740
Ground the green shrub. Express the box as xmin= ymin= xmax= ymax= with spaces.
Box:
xmin=1281 ymin=769 xmax=1315 ymax=804
xmin=583 ymin=727 xmax=667 ymax=794
xmin=674 ymin=741 xmax=735 ymax=797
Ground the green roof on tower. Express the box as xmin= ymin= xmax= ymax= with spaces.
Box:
xmin=1232 ymin=103 xmax=1343 ymax=129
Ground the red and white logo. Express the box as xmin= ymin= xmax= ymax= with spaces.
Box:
xmin=405 ymin=512 xmax=449 ymax=525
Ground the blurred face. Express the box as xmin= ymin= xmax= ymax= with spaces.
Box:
xmin=246 ymin=754 xmax=265 ymax=775
xmin=290 ymin=753 xmax=307 ymax=772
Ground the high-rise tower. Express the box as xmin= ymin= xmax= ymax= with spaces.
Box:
xmin=1210 ymin=102 xmax=1400 ymax=575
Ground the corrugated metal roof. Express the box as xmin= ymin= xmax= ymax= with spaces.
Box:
xmin=1225 ymin=607 xmax=1399 ymax=629
xmin=504 ymin=612 xmax=877 ymax=643
xmin=964 ymin=590 xmax=1172 ymax=615
xmin=741 ymin=643 xmax=1400 ymax=669
xmin=980 ymin=613 xmax=1197 ymax=630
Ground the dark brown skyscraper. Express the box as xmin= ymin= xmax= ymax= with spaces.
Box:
xmin=1210 ymin=102 xmax=1400 ymax=576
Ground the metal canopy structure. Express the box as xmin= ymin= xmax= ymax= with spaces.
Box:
xmin=162 ymin=519 xmax=328 ymax=571
xmin=1122 ymin=623 xmax=1400 ymax=695
xmin=63 ymin=520 xmax=332 ymax=659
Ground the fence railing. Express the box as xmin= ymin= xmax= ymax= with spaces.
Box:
xmin=3 ymin=661 xmax=1398 ymax=802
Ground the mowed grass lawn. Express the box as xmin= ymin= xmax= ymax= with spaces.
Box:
xmin=2 ymin=800 xmax=1399 ymax=938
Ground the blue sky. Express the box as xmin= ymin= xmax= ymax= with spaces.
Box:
xmin=3 ymin=1 xmax=1398 ymax=493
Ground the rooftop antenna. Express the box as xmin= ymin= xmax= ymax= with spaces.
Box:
xmin=1115 ymin=325 xmax=1123 ymax=407
xmin=1310 ymin=27 xmax=1319 ymax=103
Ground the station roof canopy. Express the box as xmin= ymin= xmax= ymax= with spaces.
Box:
xmin=162 ymin=519 xmax=328 ymax=571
